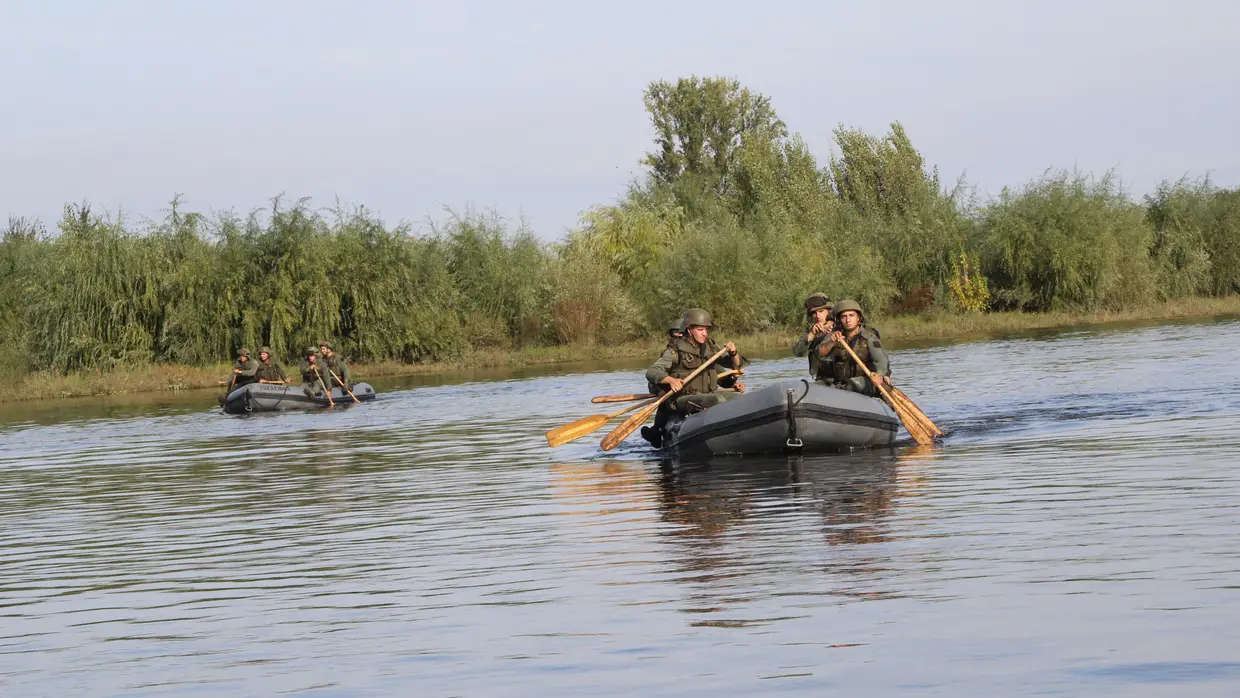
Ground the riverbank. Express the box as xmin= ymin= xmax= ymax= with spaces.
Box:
xmin=8 ymin=296 xmax=1240 ymax=403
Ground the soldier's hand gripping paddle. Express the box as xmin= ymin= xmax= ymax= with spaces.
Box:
xmin=835 ymin=339 xmax=937 ymax=446
xmin=588 ymin=369 xmax=743 ymax=404
xmin=545 ymin=398 xmax=659 ymax=448
xmin=600 ymin=347 xmax=730 ymax=451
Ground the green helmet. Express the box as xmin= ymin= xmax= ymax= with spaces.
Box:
xmin=238 ymin=347 xmax=250 ymax=357
xmin=804 ymin=292 xmax=832 ymax=314
xmin=833 ymin=299 xmax=864 ymax=321
xmin=306 ymin=346 xmax=320 ymax=357
xmin=666 ymin=317 xmax=684 ymax=335
xmin=318 ymin=340 xmax=334 ymax=351
xmin=681 ymin=308 xmax=714 ymax=329
xmin=259 ymin=346 xmax=272 ymax=355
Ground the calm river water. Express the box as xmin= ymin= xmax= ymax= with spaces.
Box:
xmin=2 ymin=317 xmax=1239 ymax=697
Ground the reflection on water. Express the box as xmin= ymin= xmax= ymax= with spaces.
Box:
xmin=1 ymin=316 xmax=1240 ymax=696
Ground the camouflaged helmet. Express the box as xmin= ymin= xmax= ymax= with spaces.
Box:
xmin=833 ymin=299 xmax=864 ymax=321
xmin=318 ymin=340 xmax=334 ymax=351
xmin=306 ymin=346 xmax=320 ymax=357
xmin=666 ymin=317 xmax=684 ymax=335
xmin=259 ymin=346 xmax=272 ymax=355
xmin=238 ymin=347 xmax=250 ymax=357
xmin=681 ymin=308 xmax=714 ymax=329
xmin=804 ymin=292 xmax=833 ymax=314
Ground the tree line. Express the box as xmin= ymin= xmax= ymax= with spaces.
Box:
xmin=3 ymin=76 xmax=1238 ymax=378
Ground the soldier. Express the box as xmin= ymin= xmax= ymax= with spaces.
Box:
xmin=254 ymin=346 xmax=288 ymax=384
xmin=791 ymin=292 xmax=834 ymax=379
xmin=231 ymin=348 xmax=258 ymax=388
xmin=642 ymin=308 xmax=748 ymax=447
xmin=317 ymin=341 xmax=352 ymax=391
xmin=299 ymin=347 xmax=330 ymax=398
xmin=816 ymin=299 xmax=890 ymax=397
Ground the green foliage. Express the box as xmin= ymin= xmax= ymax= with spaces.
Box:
xmin=4 ymin=76 xmax=1239 ymax=379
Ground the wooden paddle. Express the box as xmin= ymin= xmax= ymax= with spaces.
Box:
xmin=592 ymin=393 xmax=656 ymax=404
xmin=328 ymin=368 xmax=360 ymax=403
xmin=313 ymin=367 xmax=334 ymax=407
xmin=600 ymin=346 xmax=731 ymax=451
xmin=834 ymin=338 xmax=936 ymax=446
xmin=545 ymin=397 xmax=659 ymax=448
xmin=889 ymin=386 xmax=944 ymax=437
xmin=589 ymin=369 xmax=745 ymax=403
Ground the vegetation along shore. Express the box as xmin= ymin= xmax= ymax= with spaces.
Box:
xmin=3 ymin=75 xmax=1239 ymax=403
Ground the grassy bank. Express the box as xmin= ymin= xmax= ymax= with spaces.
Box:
xmin=9 ymin=296 xmax=1238 ymax=403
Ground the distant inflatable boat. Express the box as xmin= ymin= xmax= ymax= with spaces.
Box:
xmin=657 ymin=379 xmax=900 ymax=457
xmin=221 ymin=382 xmax=377 ymax=414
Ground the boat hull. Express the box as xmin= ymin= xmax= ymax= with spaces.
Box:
xmin=221 ymin=382 xmax=377 ymax=414
xmin=663 ymin=379 xmax=899 ymax=456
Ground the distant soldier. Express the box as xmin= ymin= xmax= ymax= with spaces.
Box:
xmin=791 ymin=292 xmax=834 ymax=380
xmin=232 ymin=348 xmax=258 ymax=388
xmin=317 ymin=341 xmax=352 ymax=391
xmin=817 ymin=299 xmax=890 ymax=397
xmin=254 ymin=346 xmax=288 ymax=384
xmin=299 ymin=347 xmax=330 ymax=398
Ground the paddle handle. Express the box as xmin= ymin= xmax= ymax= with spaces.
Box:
xmin=600 ymin=346 xmax=731 ymax=451
xmin=835 ymin=339 xmax=934 ymax=445
xmin=592 ymin=393 xmax=657 ymax=404
xmin=835 ymin=338 xmax=893 ymax=402
xmin=314 ymin=367 xmax=334 ymax=406
xmin=328 ymin=368 xmax=360 ymax=403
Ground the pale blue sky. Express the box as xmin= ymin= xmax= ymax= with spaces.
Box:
xmin=2 ymin=0 xmax=1236 ymax=238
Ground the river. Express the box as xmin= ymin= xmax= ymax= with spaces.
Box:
xmin=2 ymin=317 xmax=1239 ymax=697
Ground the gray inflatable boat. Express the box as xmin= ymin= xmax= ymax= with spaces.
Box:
xmin=659 ymin=379 xmax=900 ymax=456
xmin=221 ymin=382 xmax=377 ymax=414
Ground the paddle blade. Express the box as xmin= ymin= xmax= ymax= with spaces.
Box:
xmin=545 ymin=414 xmax=611 ymax=448
xmin=889 ymin=387 xmax=943 ymax=436
xmin=889 ymin=398 xmax=935 ymax=446
xmin=600 ymin=400 xmax=660 ymax=451
xmin=591 ymin=393 xmax=656 ymax=404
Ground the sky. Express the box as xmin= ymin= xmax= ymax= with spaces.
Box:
xmin=2 ymin=0 xmax=1237 ymax=239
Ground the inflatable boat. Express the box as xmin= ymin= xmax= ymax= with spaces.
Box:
xmin=656 ymin=379 xmax=900 ymax=457
xmin=221 ymin=382 xmax=377 ymax=414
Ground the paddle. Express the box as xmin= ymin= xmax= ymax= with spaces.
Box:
xmin=600 ymin=346 xmax=731 ymax=451
xmin=592 ymin=393 xmax=656 ymax=404
xmin=328 ymin=368 xmax=360 ymax=403
xmin=313 ymin=367 xmax=334 ymax=407
xmin=888 ymin=386 xmax=944 ymax=437
xmin=834 ymin=338 xmax=937 ymax=446
xmin=589 ymin=369 xmax=744 ymax=404
xmin=545 ymin=397 xmax=659 ymax=448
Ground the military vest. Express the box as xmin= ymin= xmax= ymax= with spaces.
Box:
xmin=255 ymin=360 xmax=283 ymax=382
xmin=667 ymin=337 xmax=723 ymax=395
xmin=234 ymin=358 xmax=258 ymax=386
xmin=300 ymin=360 xmax=325 ymax=386
xmin=826 ymin=328 xmax=879 ymax=385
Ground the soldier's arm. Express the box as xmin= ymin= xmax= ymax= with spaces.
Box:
xmin=238 ymin=362 xmax=258 ymax=378
xmin=868 ymin=338 xmax=891 ymax=377
xmin=276 ymin=363 xmax=288 ymax=381
xmin=645 ymin=348 xmax=677 ymax=386
xmin=791 ymin=335 xmax=810 ymax=357
xmin=341 ymin=360 xmax=352 ymax=384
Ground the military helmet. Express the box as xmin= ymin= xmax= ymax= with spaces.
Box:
xmin=259 ymin=346 xmax=272 ymax=355
xmin=306 ymin=346 xmax=319 ymax=357
xmin=238 ymin=347 xmax=250 ymax=357
xmin=318 ymin=340 xmax=334 ymax=350
xmin=833 ymin=299 xmax=864 ymax=321
xmin=666 ymin=317 xmax=684 ymax=335
xmin=681 ymin=308 xmax=714 ymax=329
xmin=804 ymin=292 xmax=833 ymax=314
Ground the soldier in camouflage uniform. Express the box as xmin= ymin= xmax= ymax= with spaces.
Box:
xmin=791 ymin=292 xmax=834 ymax=380
xmin=231 ymin=348 xmax=259 ymax=388
xmin=642 ymin=308 xmax=749 ymax=447
xmin=254 ymin=346 xmax=288 ymax=384
xmin=299 ymin=347 xmax=330 ymax=398
xmin=317 ymin=341 xmax=352 ymax=391
xmin=816 ymin=299 xmax=890 ymax=397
